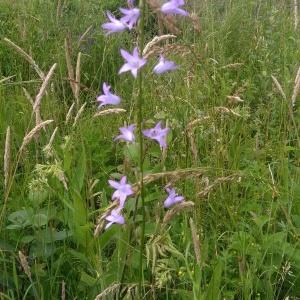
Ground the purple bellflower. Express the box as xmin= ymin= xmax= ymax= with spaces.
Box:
xmin=161 ymin=0 xmax=189 ymax=16
xmin=119 ymin=47 xmax=147 ymax=78
xmin=153 ymin=55 xmax=178 ymax=74
xmin=164 ymin=187 xmax=184 ymax=208
xmin=120 ymin=7 xmax=140 ymax=29
xmin=108 ymin=176 xmax=134 ymax=208
xmin=105 ymin=208 xmax=125 ymax=229
xmin=143 ymin=121 xmax=170 ymax=149
xmin=102 ymin=12 xmax=127 ymax=35
xmin=115 ymin=124 xmax=136 ymax=142
xmin=97 ymin=83 xmax=121 ymax=107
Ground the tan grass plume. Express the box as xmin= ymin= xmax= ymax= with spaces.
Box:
xmin=20 ymin=120 xmax=54 ymax=152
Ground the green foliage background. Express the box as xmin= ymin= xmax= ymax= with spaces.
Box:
xmin=0 ymin=0 xmax=300 ymax=299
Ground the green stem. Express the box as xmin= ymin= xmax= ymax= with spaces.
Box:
xmin=138 ymin=0 xmax=146 ymax=297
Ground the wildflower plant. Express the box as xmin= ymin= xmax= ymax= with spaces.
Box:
xmin=97 ymin=0 xmax=190 ymax=296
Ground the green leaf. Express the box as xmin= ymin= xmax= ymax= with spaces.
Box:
xmin=205 ymin=260 xmax=223 ymax=300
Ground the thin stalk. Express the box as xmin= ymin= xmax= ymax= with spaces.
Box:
xmin=137 ymin=0 xmax=146 ymax=297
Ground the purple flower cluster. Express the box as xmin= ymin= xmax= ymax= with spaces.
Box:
xmin=99 ymin=0 xmax=189 ymax=229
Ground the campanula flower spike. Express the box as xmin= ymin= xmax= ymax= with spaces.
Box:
xmin=108 ymin=176 xmax=134 ymax=208
xmin=143 ymin=121 xmax=170 ymax=149
xmin=97 ymin=82 xmax=121 ymax=107
xmin=161 ymin=0 xmax=189 ymax=16
xmin=114 ymin=124 xmax=136 ymax=143
xmin=102 ymin=12 xmax=127 ymax=35
xmin=119 ymin=47 xmax=147 ymax=78
xmin=105 ymin=208 xmax=125 ymax=229
xmin=120 ymin=7 xmax=140 ymax=29
xmin=164 ymin=187 xmax=184 ymax=208
xmin=153 ymin=55 xmax=178 ymax=74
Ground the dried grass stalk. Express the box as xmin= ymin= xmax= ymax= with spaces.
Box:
xmin=4 ymin=127 xmax=11 ymax=191
xmin=214 ymin=106 xmax=241 ymax=117
xmin=189 ymin=218 xmax=201 ymax=264
xmin=133 ymin=168 xmax=207 ymax=193
xmin=72 ymin=102 xmax=87 ymax=127
xmin=18 ymin=251 xmax=32 ymax=280
xmin=22 ymin=87 xmax=34 ymax=106
xmin=291 ymin=66 xmax=300 ymax=108
xmin=20 ymin=120 xmax=54 ymax=152
xmin=43 ymin=127 xmax=58 ymax=157
xmin=94 ymin=283 xmax=121 ymax=300
xmin=61 ymin=280 xmax=66 ymax=300
xmin=295 ymin=0 xmax=299 ymax=30
xmin=75 ymin=52 xmax=81 ymax=103
xmin=78 ymin=25 xmax=93 ymax=46
xmin=271 ymin=75 xmax=286 ymax=100
xmin=221 ymin=63 xmax=244 ymax=69
xmin=227 ymin=95 xmax=244 ymax=104
xmin=65 ymin=37 xmax=76 ymax=96
xmin=144 ymin=43 xmax=195 ymax=59
xmin=33 ymin=63 xmax=57 ymax=113
xmin=65 ymin=102 xmax=76 ymax=123
xmin=3 ymin=38 xmax=45 ymax=80
xmin=163 ymin=201 xmax=194 ymax=224
xmin=0 ymin=75 xmax=15 ymax=84
xmin=143 ymin=34 xmax=176 ymax=56
xmin=197 ymin=174 xmax=241 ymax=198
xmin=93 ymin=108 xmax=126 ymax=117
xmin=189 ymin=12 xmax=201 ymax=33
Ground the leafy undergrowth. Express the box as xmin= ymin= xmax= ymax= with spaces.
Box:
xmin=1 ymin=0 xmax=300 ymax=299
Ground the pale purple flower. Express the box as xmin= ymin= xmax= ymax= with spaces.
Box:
xmin=102 ymin=11 xmax=127 ymax=35
xmin=143 ymin=121 xmax=170 ymax=149
xmin=115 ymin=124 xmax=136 ymax=142
xmin=161 ymin=0 xmax=189 ymax=16
xmin=97 ymin=83 xmax=121 ymax=107
xmin=164 ymin=187 xmax=184 ymax=208
xmin=108 ymin=176 xmax=134 ymax=207
xmin=153 ymin=55 xmax=178 ymax=74
xmin=119 ymin=47 xmax=147 ymax=78
xmin=120 ymin=7 xmax=140 ymax=29
xmin=105 ymin=208 xmax=125 ymax=229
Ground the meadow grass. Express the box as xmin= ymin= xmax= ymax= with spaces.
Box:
xmin=1 ymin=0 xmax=300 ymax=299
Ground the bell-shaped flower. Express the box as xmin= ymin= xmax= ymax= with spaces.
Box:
xmin=105 ymin=208 xmax=125 ymax=229
xmin=164 ymin=187 xmax=184 ymax=208
xmin=161 ymin=0 xmax=189 ymax=16
xmin=119 ymin=47 xmax=147 ymax=78
xmin=120 ymin=7 xmax=140 ymax=29
xmin=115 ymin=124 xmax=136 ymax=143
xmin=153 ymin=55 xmax=178 ymax=74
xmin=108 ymin=176 xmax=134 ymax=208
xmin=97 ymin=83 xmax=121 ymax=107
xmin=102 ymin=12 xmax=127 ymax=35
xmin=143 ymin=121 xmax=169 ymax=149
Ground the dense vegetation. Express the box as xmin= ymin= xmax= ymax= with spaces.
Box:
xmin=1 ymin=0 xmax=300 ymax=299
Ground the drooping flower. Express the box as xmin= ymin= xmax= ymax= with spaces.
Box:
xmin=108 ymin=176 xmax=134 ymax=207
xmin=105 ymin=208 xmax=125 ymax=229
xmin=143 ymin=121 xmax=170 ymax=149
xmin=120 ymin=7 xmax=140 ymax=29
xmin=153 ymin=55 xmax=178 ymax=74
xmin=161 ymin=0 xmax=189 ymax=16
xmin=115 ymin=124 xmax=136 ymax=142
xmin=102 ymin=11 xmax=127 ymax=35
xmin=97 ymin=83 xmax=121 ymax=107
xmin=164 ymin=187 xmax=184 ymax=208
xmin=119 ymin=47 xmax=147 ymax=78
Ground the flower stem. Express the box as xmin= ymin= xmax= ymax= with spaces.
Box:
xmin=137 ymin=0 xmax=146 ymax=297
